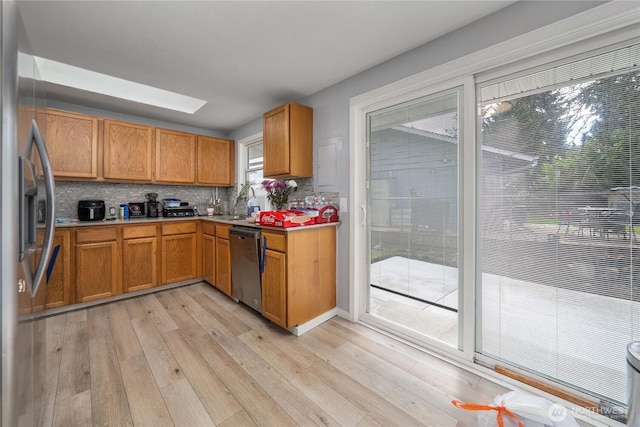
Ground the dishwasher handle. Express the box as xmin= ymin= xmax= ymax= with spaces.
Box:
xmin=260 ymin=236 xmax=267 ymax=274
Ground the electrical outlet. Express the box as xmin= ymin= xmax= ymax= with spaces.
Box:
xmin=108 ymin=206 xmax=116 ymax=216
xmin=340 ymin=198 xmax=347 ymax=213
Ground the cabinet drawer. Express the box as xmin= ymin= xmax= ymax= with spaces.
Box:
xmin=162 ymin=221 xmax=197 ymax=235
xmin=202 ymin=222 xmax=216 ymax=236
xmin=215 ymin=224 xmax=230 ymax=239
xmin=262 ymin=231 xmax=286 ymax=252
xmin=123 ymin=224 xmax=157 ymax=239
xmin=75 ymin=226 xmax=117 ymax=243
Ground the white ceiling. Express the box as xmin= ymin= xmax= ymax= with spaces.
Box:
xmin=16 ymin=1 xmax=516 ymax=134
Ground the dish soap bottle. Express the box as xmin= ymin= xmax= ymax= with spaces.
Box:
xmin=247 ymin=195 xmax=260 ymax=217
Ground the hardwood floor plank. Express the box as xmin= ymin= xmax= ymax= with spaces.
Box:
xmin=161 ymin=329 xmax=243 ymax=424
xmin=124 ymin=296 xmax=148 ymax=321
xmin=250 ymin=364 xmax=342 ymax=426
xmin=356 ymin=415 xmax=386 ymax=427
xmin=302 ymin=328 xmax=459 ymax=427
xmin=322 ymin=319 xmax=419 ymax=371
xmin=87 ymin=306 xmax=133 ymax=427
xmin=309 ymin=360 xmax=426 ymax=427
xmin=107 ymin=302 xmax=144 ymax=361
xmin=52 ymin=389 xmax=92 ymax=427
xmin=186 ymin=331 xmax=298 ymax=427
xmin=138 ymin=294 xmax=179 ymax=334
xmin=39 ymin=314 xmax=67 ymax=427
xmin=217 ymin=410 xmax=258 ymax=427
xmin=240 ymin=330 xmax=367 ymax=426
xmin=335 ymin=339 xmax=478 ymax=427
xmin=131 ymin=314 xmax=185 ymax=388
xmin=188 ymin=288 xmax=251 ymax=336
xmin=409 ymin=360 xmax=498 ymax=404
xmin=154 ymin=290 xmax=210 ymax=340
xmin=160 ymin=378 xmax=215 ymax=427
xmin=119 ymin=354 xmax=174 ymax=427
xmin=56 ymin=309 xmax=90 ymax=401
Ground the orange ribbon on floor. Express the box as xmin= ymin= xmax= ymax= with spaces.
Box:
xmin=451 ymin=399 xmax=525 ymax=427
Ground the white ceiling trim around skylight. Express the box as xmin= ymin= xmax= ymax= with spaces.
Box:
xmin=22 ymin=54 xmax=207 ymax=114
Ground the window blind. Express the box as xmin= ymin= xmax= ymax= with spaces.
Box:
xmin=477 ymin=43 xmax=640 ymax=404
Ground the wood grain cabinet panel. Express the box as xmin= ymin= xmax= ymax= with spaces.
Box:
xmin=162 ymin=234 xmax=197 ymax=284
xmin=261 ymin=227 xmax=336 ymax=328
xmin=123 ymin=225 xmax=158 ymax=292
xmin=36 ymin=109 xmax=98 ymax=178
xmin=103 ymin=120 xmax=153 ymax=181
xmin=155 ymin=128 xmax=196 ymax=183
xmin=263 ymin=102 xmax=312 ymax=179
xmin=202 ymin=233 xmax=216 ymax=286
xmin=215 ymin=236 xmax=231 ymax=297
xmin=261 ymin=248 xmax=286 ymax=327
xmin=34 ymin=229 xmax=72 ymax=310
xmin=197 ymin=136 xmax=235 ymax=186
xmin=75 ymin=241 xmax=121 ymax=303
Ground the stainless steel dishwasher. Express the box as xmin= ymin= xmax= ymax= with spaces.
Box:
xmin=229 ymin=226 xmax=263 ymax=313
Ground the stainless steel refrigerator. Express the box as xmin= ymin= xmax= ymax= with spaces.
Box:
xmin=2 ymin=1 xmax=55 ymax=425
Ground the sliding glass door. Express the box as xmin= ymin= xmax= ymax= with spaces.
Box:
xmin=367 ymin=88 xmax=461 ymax=348
xmin=476 ymin=43 xmax=640 ymax=404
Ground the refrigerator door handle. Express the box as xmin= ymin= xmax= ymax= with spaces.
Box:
xmin=21 ymin=119 xmax=55 ymax=297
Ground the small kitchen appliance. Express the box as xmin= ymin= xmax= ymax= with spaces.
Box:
xmin=145 ymin=192 xmax=159 ymax=217
xmin=128 ymin=202 xmax=146 ymax=217
xmin=78 ymin=200 xmax=105 ymax=221
xmin=162 ymin=206 xmax=196 ymax=217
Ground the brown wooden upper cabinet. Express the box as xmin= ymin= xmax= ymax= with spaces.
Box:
xmin=263 ymin=102 xmax=312 ymax=178
xmin=103 ymin=120 xmax=154 ymax=181
xmin=197 ymin=136 xmax=235 ymax=186
xmin=155 ymin=128 xmax=196 ymax=183
xmin=36 ymin=109 xmax=99 ymax=178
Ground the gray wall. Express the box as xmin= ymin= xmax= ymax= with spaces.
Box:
xmin=229 ymin=1 xmax=605 ymax=312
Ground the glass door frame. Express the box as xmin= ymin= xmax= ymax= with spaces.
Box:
xmin=349 ymin=76 xmax=477 ymax=362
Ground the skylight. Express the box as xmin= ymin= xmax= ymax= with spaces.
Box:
xmin=19 ymin=54 xmax=207 ymax=114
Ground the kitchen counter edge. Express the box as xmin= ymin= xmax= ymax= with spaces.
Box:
xmin=52 ymin=216 xmax=340 ymax=231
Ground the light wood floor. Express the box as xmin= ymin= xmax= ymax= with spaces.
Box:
xmin=40 ymin=281 xmax=511 ymax=427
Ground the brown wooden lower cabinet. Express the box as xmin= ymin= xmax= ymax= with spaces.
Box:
xmin=202 ymin=222 xmax=216 ymax=286
xmin=122 ymin=224 xmax=158 ymax=292
xmin=261 ymin=226 xmax=336 ymax=328
xmin=34 ymin=229 xmax=72 ymax=310
xmin=161 ymin=221 xmax=197 ymax=284
xmin=215 ymin=223 xmax=232 ymax=296
xmin=261 ymin=247 xmax=286 ymax=326
xmin=75 ymin=227 xmax=121 ymax=303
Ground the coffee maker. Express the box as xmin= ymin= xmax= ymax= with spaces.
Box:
xmin=145 ymin=192 xmax=159 ymax=217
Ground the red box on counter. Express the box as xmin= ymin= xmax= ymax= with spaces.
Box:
xmin=257 ymin=210 xmax=315 ymax=228
xmin=293 ymin=205 xmax=340 ymax=224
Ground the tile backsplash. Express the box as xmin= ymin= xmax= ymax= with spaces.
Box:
xmin=52 ymin=178 xmax=338 ymax=219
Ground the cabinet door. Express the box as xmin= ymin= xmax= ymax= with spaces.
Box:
xmin=34 ymin=230 xmax=72 ymax=310
xmin=123 ymin=237 xmax=157 ymax=292
xmin=196 ymin=136 xmax=235 ymax=186
xmin=263 ymin=104 xmax=290 ymax=177
xmin=202 ymin=233 xmax=216 ymax=286
xmin=155 ymin=128 xmax=196 ymax=183
xmin=215 ymin=237 xmax=231 ymax=296
xmin=261 ymin=248 xmax=287 ymax=327
xmin=76 ymin=241 xmax=120 ymax=302
xmin=103 ymin=120 xmax=153 ymax=181
xmin=36 ymin=109 xmax=98 ymax=178
xmin=162 ymin=233 xmax=197 ymax=284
